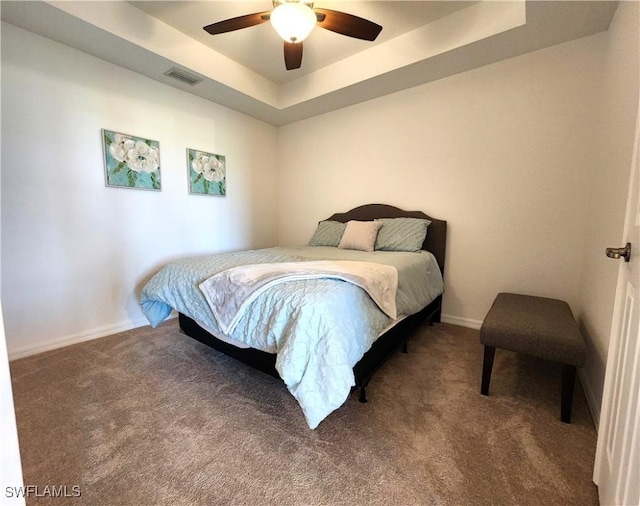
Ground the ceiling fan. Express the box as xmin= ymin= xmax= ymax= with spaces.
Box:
xmin=203 ymin=1 xmax=383 ymax=71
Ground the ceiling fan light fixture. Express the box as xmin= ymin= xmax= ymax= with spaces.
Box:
xmin=270 ymin=3 xmax=317 ymax=43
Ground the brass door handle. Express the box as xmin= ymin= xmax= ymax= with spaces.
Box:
xmin=606 ymin=243 xmax=631 ymax=262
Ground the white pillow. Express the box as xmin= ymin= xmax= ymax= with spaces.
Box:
xmin=338 ymin=220 xmax=383 ymax=252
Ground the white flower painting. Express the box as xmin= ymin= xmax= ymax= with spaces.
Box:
xmin=187 ymin=148 xmax=226 ymax=196
xmin=103 ymin=130 xmax=161 ymax=190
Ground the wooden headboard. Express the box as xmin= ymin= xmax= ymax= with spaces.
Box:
xmin=326 ymin=203 xmax=447 ymax=276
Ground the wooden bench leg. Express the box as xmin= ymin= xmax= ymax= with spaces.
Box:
xmin=561 ymin=364 xmax=576 ymax=423
xmin=481 ymin=346 xmax=496 ymax=396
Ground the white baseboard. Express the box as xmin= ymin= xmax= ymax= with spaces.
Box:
xmin=8 ymin=315 xmax=175 ymax=361
xmin=578 ymin=368 xmax=601 ymax=431
xmin=6 ymin=312 xmax=480 ymax=360
xmin=440 ymin=314 xmax=483 ymax=330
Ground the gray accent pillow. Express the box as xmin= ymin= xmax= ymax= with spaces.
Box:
xmin=338 ymin=220 xmax=383 ymax=252
xmin=374 ymin=217 xmax=431 ymax=252
xmin=308 ymin=220 xmax=346 ymax=247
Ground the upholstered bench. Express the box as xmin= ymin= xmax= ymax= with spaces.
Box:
xmin=479 ymin=293 xmax=586 ymax=423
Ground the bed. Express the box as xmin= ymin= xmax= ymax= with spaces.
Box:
xmin=140 ymin=204 xmax=446 ymax=428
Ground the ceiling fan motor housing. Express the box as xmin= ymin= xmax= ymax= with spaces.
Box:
xmin=270 ymin=1 xmax=317 ymax=43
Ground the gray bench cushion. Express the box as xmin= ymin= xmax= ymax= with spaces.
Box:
xmin=480 ymin=293 xmax=586 ymax=367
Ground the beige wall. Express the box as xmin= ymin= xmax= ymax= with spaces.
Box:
xmin=1 ymin=23 xmax=279 ymax=357
xmin=277 ymin=33 xmax=605 ymax=330
xmin=576 ymin=1 xmax=640 ymax=423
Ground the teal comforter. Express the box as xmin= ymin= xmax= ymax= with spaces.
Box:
xmin=140 ymin=246 xmax=443 ymax=428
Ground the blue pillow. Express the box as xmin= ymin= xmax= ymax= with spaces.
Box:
xmin=374 ymin=218 xmax=431 ymax=252
xmin=308 ymin=220 xmax=346 ymax=247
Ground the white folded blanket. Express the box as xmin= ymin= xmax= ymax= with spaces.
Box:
xmin=199 ymin=260 xmax=398 ymax=334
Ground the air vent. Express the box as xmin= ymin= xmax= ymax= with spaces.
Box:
xmin=163 ymin=67 xmax=203 ymax=86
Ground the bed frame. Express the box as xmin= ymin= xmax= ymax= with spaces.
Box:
xmin=179 ymin=203 xmax=447 ymax=402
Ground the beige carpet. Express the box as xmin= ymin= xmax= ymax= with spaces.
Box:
xmin=10 ymin=320 xmax=598 ymax=506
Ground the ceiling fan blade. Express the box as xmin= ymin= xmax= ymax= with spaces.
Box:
xmin=203 ymin=11 xmax=270 ymax=35
xmin=315 ymin=8 xmax=382 ymax=41
xmin=284 ymin=42 xmax=303 ymax=70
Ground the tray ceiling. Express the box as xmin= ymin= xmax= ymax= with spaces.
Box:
xmin=1 ymin=1 xmax=618 ymax=125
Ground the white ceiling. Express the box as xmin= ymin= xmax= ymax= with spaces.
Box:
xmin=1 ymin=1 xmax=618 ymax=126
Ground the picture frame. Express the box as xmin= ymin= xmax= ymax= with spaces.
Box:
xmin=102 ymin=129 xmax=161 ymax=191
xmin=187 ymin=148 xmax=226 ymax=196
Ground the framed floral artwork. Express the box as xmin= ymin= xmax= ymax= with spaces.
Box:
xmin=102 ymin=129 xmax=161 ymax=191
xmin=187 ymin=148 xmax=226 ymax=196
